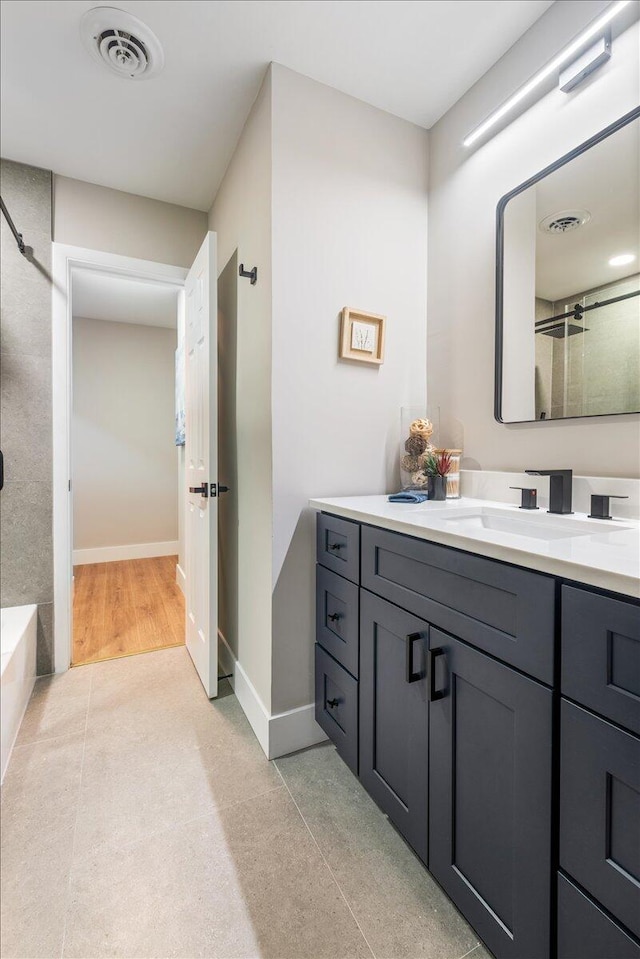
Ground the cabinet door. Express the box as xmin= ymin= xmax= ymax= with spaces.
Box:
xmin=429 ymin=629 xmax=553 ymax=959
xmin=359 ymin=589 xmax=429 ymax=864
xmin=557 ymin=873 xmax=640 ymax=959
xmin=560 ymin=700 xmax=640 ymax=939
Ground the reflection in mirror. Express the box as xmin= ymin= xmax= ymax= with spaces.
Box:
xmin=497 ymin=110 xmax=640 ymax=423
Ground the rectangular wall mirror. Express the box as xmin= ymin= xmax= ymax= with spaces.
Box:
xmin=495 ymin=107 xmax=640 ymax=423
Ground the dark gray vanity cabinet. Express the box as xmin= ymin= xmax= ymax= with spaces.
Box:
xmin=314 ymin=512 xmax=640 ymax=959
xmin=359 ymin=589 xmax=429 ymax=864
xmin=558 ymin=585 xmax=640 ymax=959
xmin=314 ymin=513 xmax=361 ymax=774
xmin=429 ymin=629 xmax=552 ymax=959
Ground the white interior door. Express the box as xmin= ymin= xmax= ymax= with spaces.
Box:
xmin=185 ymin=232 xmax=218 ymax=698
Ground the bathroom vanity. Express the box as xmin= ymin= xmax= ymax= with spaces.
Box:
xmin=311 ymin=494 xmax=640 ymax=959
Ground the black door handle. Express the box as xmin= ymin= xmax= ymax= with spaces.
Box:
xmin=326 ymin=698 xmax=340 ymax=709
xmin=428 ymin=647 xmax=447 ymax=701
xmin=328 ymin=542 xmax=343 ymax=551
xmin=406 ymin=632 xmax=425 ymax=683
xmin=327 ymin=612 xmax=341 ymax=623
xmin=218 ymin=485 xmax=230 ymax=494
xmin=189 ymin=484 xmax=208 ymax=497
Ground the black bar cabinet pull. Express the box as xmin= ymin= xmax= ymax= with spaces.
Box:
xmin=405 ymin=632 xmax=424 ymax=684
xmin=428 ymin=647 xmax=447 ymax=701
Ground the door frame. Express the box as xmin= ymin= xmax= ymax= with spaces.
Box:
xmin=51 ymin=243 xmax=188 ymax=673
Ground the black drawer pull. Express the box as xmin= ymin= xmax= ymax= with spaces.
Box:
xmin=327 ymin=612 xmax=341 ymax=623
xmin=429 ymin=647 xmax=447 ymax=701
xmin=328 ymin=542 xmax=344 ymax=551
xmin=326 ymin=698 xmax=340 ymax=708
xmin=406 ymin=632 xmax=425 ymax=683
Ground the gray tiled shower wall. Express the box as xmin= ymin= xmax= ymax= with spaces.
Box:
xmin=0 ymin=159 xmax=54 ymax=673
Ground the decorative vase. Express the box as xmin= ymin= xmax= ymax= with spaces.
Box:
xmin=428 ymin=475 xmax=447 ymax=501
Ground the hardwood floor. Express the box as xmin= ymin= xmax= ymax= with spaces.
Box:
xmin=72 ymin=555 xmax=185 ymax=666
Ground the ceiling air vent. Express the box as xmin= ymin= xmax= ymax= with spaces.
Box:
xmin=80 ymin=7 xmax=164 ymax=80
xmin=539 ymin=210 xmax=591 ymax=235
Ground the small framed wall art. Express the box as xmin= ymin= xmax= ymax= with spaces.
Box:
xmin=339 ymin=307 xmax=386 ymax=365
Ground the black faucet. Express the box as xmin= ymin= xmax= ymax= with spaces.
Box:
xmin=525 ymin=469 xmax=573 ymax=514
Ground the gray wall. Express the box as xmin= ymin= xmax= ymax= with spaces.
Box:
xmin=0 ymin=159 xmax=54 ymax=673
xmin=54 ymin=176 xmax=207 ymax=268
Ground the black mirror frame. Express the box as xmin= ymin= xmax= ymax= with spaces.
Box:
xmin=494 ymin=105 xmax=640 ymax=424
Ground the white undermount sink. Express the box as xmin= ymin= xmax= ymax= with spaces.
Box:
xmin=432 ymin=506 xmax=630 ymax=541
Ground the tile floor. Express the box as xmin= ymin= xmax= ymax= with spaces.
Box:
xmin=1 ymin=646 xmax=492 ymax=959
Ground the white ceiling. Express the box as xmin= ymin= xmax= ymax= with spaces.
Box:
xmin=0 ymin=0 xmax=553 ymax=211
xmin=72 ymin=270 xmax=180 ymax=328
xmin=534 ymin=117 xmax=639 ymax=301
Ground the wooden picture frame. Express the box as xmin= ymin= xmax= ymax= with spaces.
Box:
xmin=339 ymin=307 xmax=386 ymax=365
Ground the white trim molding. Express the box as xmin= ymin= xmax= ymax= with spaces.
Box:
xmin=52 ymin=243 xmax=187 ymax=673
xmin=176 ymin=562 xmax=186 ymax=595
xmin=73 ymin=541 xmax=180 ymax=565
xmin=217 ymin=632 xmax=327 ymax=760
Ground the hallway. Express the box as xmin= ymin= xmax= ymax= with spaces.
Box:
xmin=0 ymin=647 xmax=489 ymax=959
xmin=72 ymin=556 xmax=184 ymax=665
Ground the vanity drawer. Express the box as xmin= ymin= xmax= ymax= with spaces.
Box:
xmin=316 ymin=565 xmax=359 ymax=678
xmin=557 ymin=874 xmax=640 ymax=959
xmin=560 ymin=699 xmax=640 ymax=939
xmin=315 ymin=645 xmax=358 ymax=774
xmin=361 ymin=525 xmax=555 ymax=683
xmin=316 ymin=513 xmax=360 ymax=584
xmin=562 ymin=586 xmax=640 ymax=734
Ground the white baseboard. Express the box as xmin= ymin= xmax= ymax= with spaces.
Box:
xmin=217 ymin=631 xmax=327 ymax=760
xmin=175 ymin=563 xmax=186 ymax=594
xmin=73 ymin=540 xmax=180 ymax=565
xmin=269 ymin=701 xmax=328 ymax=759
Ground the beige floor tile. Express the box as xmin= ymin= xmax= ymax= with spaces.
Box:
xmin=465 ymin=944 xmax=494 ymax=959
xmin=73 ymin=719 xmax=282 ymax=860
xmin=63 ymin=788 xmax=372 ymax=959
xmin=30 ymin=665 xmax=93 ymax=702
xmin=276 ymin=742 xmax=479 ymax=959
xmin=1 ymin=735 xmax=84 ymax=959
xmin=1 ymin=734 xmax=85 ymax=847
xmin=16 ymin=686 xmax=89 ymax=746
xmin=1 ymin=826 xmax=75 ymax=959
xmin=86 ymin=654 xmax=260 ymax=754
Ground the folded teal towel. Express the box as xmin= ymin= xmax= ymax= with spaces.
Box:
xmin=388 ymin=491 xmax=429 ymax=503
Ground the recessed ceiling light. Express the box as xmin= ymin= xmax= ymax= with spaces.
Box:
xmin=463 ymin=0 xmax=631 ymax=148
xmin=608 ymin=253 xmax=636 ymax=266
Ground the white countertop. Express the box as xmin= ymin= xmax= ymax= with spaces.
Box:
xmin=309 ymin=495 xmax=640 ymax=599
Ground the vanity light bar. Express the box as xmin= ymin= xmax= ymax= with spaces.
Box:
xmin=463 ymin=0 xmax=632 ymax=148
